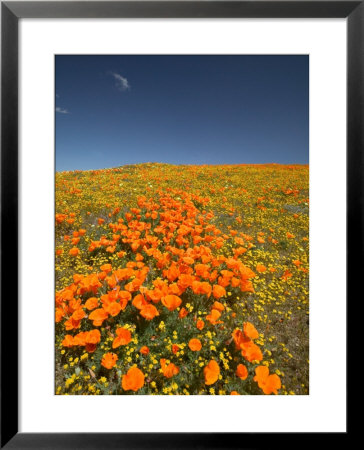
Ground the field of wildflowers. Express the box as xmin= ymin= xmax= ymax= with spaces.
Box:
xmin=55 ymin=163 xmax=309 ymax=395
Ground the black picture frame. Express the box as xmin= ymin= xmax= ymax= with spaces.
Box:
xmin=1 ymin=1 xmax=355 ymax=448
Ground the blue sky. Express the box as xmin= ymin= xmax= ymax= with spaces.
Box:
xmin=55 ymin=55 xmax=308 ymax=172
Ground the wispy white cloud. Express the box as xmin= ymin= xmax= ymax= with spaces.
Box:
xmin=110 ymin=72 xmax=130 ymax=91
xmin=56 ymin=106 xmax=70 ymax=114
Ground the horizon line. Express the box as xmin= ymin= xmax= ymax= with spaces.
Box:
xmin=56 ymin=161 xmax=309 ymax=174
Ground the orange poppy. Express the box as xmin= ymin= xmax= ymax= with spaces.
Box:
xmin=69 ymin=247 xmax=80 ymax=257
xmin=55 ymin=308 xmax=64 ymax=323
xmin=212 ymin=301 xmax=225 ymax=312
xmin=101 ymin=352 xmax=118 ymax=369
xmin=243 ymin=322 xmax=259 ymax=340
xmin=256 ymin=264 xmax=267 ymax=273
xmin=236 ymin=364 xmax=248 ymax=380
xmin=100 ymin=263 xmax=112 ymax=273
xmin=122 ymin=366 xmax=145 ymax=392
xmin=72 ymin=308 xmax=86 ymax=321
xmin=172 ymin=344 xmax=180 ymax=354
xmin=140 ymin=304 xmax=159 ymax=320
xmin=196 ymin=319 xmax=205 ymax=330
xmin=64 ymin=317 xmax=81 ymax=331
xmin=132 ymin=294 xmax=147 ymax=310
xmin=182 ymin=256 xmax=195 ymax=265
xmin=85 ymin=297 xmax=99 ymax=311
xmin=62 ymin=335 xmax=74 ymax=347
xmin=204 ymin=360 xmax=220 ymax=385
xmin=212 ymin=284 xmax=226 ymax=299
xmin=281 ymin=270 xmax=293 ymax=281
xmin=200 ymin=282 xmax=212 ymax=297
xmin=241 ymin=341 xmax=263 ymax=362
xmin=253 ymin=366 xmax=281 ymax=395
xmin=85 ymin=329 xmax=101 ymax=344
xmin=140 ymin=346 xmax=149 ymax=355
xmin=188 ymin=338 xmax=202 ymax=351
xmin=119 ymin=290 xmax=132 ymax=302
xmin=160 ymin=359 xmax=179 ymax=378
xmin=112 ymin=327 xmax=132 ymax=348
xmin=178 ymin=307 xmax=188 ymax=318
xmin=206 ymin=308 xmax=222 ymax=325
xmin=73 ymin=331 xmax=88 ymax=346
xmin=105 ymin=301 xmax=122 ymax=317
xmin=161 ymin=294 xmax=182 ymax=311
xmin=88 ymin=308 xmax=109 ymax=326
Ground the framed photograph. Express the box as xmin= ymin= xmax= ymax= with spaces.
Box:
xmin=1 ymin=1 xmax=354 ymax=447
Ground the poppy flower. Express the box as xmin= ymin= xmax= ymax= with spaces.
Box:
xmin=69 ymin=247 xmax=80 ymax=257
xmin=200 ymin=282 xmax=212 ymax=297
xmin=112 ymin=327 xmax=132 ymax=348
xmin=191 ymin=281 xmax=212 ymax=297
xmin=256 ymin=264 xmax=267 ymax=273
xmin=236 ymin=364 xmax=248 ymax=380
xmin=100 ymin=263 xmax=112 ymax=273
xmin=196 ymin=319 xmax=205 ymax=330
xmin=88 ymin=308 xmax=109 ymax=326
xmin=177 ymin=273 xmax=194 ymax=290
xmin=122 ymin=366 xmax=145 ymax=392
xmin=243 ymin=322 xmax=259 ymax=340
xmin=182 ymin=256 xmax=194 ymax=265
xmin=119 ymin=290 xmax=132 ymax=302
xmin=160 ymin=359 xmax=179 ymax=378
xmin=281 ymin=270 xmax=293 ymax=281
xmin=101 ymin=352 xmax=118 ymax=369
xmin=172 ymin=344 xmax=180 ymax=354
xmin=206 ymin=308 xmax=222 ymax=325
xmin=188 ymin=338 xmax=202 ymax=351
xmin=73 ymin=331 xmax=87 ymax=346
xmin=140 ymin=304 xmax=159 ymax=320
xmin=178 ymin=307 xmax=188 ymax=319
xmin=105 ymin=302 xmax=122 ymax=317
xmin=212 ymin=301 xmax=225 ymax=312
xmin=204 ymin=360 xmax=220 ymax=385
xmin=62 ymin=335 xmax=74 ymax=347
xmin=55 ymin=308 xmax=64 ymax=323
xmin=71 ymin=308 xmax=86 ymax=321
xmin=85 ymin=297 xmax=99 ymax=311
xmin=161 ymin=294 xmax=182 ymax=311
xmin=166 ymin=265 xmax=180 ymax=282
xmin=241 ymin=341 xmax=263 ymax=362
xmin=140 ymin=346 xmax=149 ymax=355
xmin=253 ymin=366 xmax=281 ymax=395
xmin=85 ymin=329 xmax=101 ymax=345
xmin=132 ymin=294 xmax=147 ymax=310
xmin=64 ymin=317 xmax=81 ymax=331
xmin=212 ymin=284 xmax=226 ymax=299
